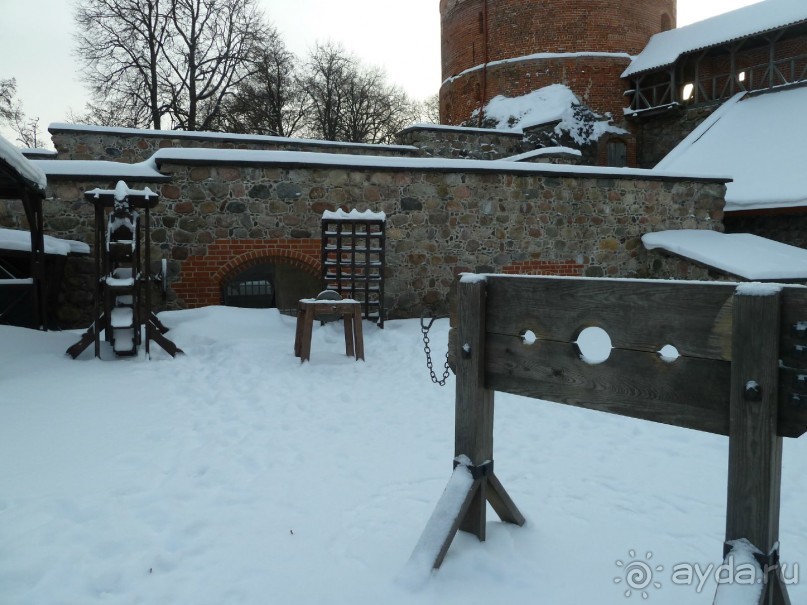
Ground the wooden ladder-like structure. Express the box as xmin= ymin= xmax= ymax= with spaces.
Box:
xmin=321 ymin=210 xmax=385 ymax=327
xmin=67 ymin=181 xmax=181 ymax=360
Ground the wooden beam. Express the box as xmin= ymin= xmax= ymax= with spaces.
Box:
xmin=454 ymin=277 xmax=493 ymax=539
xmin=485 ymin=277 xmax=735 ymax=361
xmin=486 ymin=333 xmax=731 ymax=434
xmin=725 ymin=286 xmax=789 ymax=605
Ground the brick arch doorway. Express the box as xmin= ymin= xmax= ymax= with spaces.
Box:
xmin=217 ymin=253 xmax=320 ymax=315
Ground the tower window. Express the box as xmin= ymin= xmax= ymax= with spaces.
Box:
xmin=607 ymin=140 xmax=628 ymax=168
xmin=660 ymin=13 xmax=672 ymax=32
xmin=478 ymin=11 xmax=484 ymax=34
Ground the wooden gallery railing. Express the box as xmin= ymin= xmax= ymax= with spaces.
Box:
xmin=410 ymin=275 xmax=807 ymax=605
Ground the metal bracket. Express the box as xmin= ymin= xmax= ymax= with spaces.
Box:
xmin=453 ymin=458 xmax=494 ymax=479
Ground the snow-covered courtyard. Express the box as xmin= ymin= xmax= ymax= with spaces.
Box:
xmin=2 ymin=307 xmax=805 ymax=604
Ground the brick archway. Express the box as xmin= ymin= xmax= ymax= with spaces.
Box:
xmin=171 ymin=238 xmax=320 ymax=308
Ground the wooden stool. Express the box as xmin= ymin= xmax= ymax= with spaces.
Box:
xmin=294 ymin=297 xmax=365 ymax=362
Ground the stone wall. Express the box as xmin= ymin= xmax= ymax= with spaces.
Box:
xmin=50 ymin=125 xmax=421 ymax=164
xmin=36 ymin=155 xmax=726 ymax=327
xmin=396 ymin=125 xmax=525 ymax=159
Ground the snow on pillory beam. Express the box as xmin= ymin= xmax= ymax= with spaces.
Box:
xmin=0 ymin=133 xmax=47 ymax=192
xmin=642 ymin=230 xmax=807 ymax=280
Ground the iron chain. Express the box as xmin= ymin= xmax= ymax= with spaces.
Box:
xmin=421 ymin=312 xmax=451 ymax=387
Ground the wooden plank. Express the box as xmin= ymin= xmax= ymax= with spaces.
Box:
xmin=485 ymin=276 xmax=735 ymax=361
xmin=485 ymin=333 xmax=731 ymax=435
xmin=725 ymin=290 xmax=784 ymax=570
xmin=780 ymin=288 xmax=807 ymax=370
xmin=487 ymin=472 xmax=526 ymax=527
xmin=454 ymin=278 xmax=494 ymax=540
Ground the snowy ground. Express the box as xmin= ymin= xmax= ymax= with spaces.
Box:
xmin=1 ymin=307 xmax=805 ymax=604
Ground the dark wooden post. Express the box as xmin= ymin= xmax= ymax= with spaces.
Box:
xmin=454 ymin=277 xmax=494 ymax=539
xmin=725 ymin=285 xmax=790 ymax=605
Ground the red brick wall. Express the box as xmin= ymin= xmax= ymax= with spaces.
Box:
xmin=171 ymin=238 xmax=320 ymax=308
xmin=440 ymin=0 xmax=676 ymax=124
xmin=441 ymin=55 xmax=631 ymax=125
xmin=502 ymin=259 xmax=584 ymax=276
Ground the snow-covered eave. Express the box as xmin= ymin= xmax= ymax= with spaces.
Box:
xmin=31 ymin=159 xmax=170 ymax=183
xmin=48 ymin=122 xmax=419 ymax=153
xmin=0 ymin=135 xmax=48 ymax=196
xmin=724 ymin=197 xmax=807 ymax=213
xmin=150 ymin=148 xmax=731 ymax=184
xmin=623 ymin=10 xmax=807 ymax=78
xmin=443 ymin=51 xmax=633 ymax=87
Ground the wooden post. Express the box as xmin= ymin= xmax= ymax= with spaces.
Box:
xmin=454 ymin=277 xmax=494 ymax=539
xmin=725 ymin=285 xmax=790 ymax=605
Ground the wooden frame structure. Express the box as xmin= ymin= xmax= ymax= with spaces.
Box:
xmin=321 ymin=212 xmax=386 ymax=327
xmin=627 ymin=23 xmax=807 ymax=114
xmin=0 ymin=145 xmax=47 ymax=329
xmin=67 ymin=182 xmax=181 ymax=359
xmin=413 ymin=275 xmax=807 ymax=605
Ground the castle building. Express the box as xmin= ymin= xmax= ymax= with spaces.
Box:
xmin=2 ymin=0 xmax=807 ymax=330
xmin=439 ymin=0 xmax=676 ymax=126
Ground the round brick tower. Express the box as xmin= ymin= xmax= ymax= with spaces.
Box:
xmin=440 ymin=0 xmax=676 ymax=125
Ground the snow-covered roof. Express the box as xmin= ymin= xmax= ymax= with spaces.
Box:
xmin=624 ymin=0 xmax=807 ymax=77
xmin=32 ymin=159 xmax=168 ymax=181
xmin=0 ymin=227 xmax=89 ymax=256
xmin=0 ymin=134 xmax=47 ymax=194
xmin=48 ymin=122 xmax=418 ymax=153
xmin=642 ymin=230 xmax=807 ymax=280
xmin=150 ymin=147 xmax=729 ymax=183
xmin=655 ymin=85 xmax=807 ymax=211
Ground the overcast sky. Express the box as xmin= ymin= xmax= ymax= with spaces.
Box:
xmin=0 ymin=0 xmax=761 ymax=144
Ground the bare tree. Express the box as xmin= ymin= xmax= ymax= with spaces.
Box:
xmin=163 ymin=0 xmax=269 ymax=131
xmin=218 ymin=30 xmax=307 ymax=137
xmin=74 ymin=0 xmax=171 ymax=129
xmin=420 ymin=93 xmax=441 ymax=124
xmin=74 ymin=0 xmax=269 ymax=131
xmin=0 ymin=78 xmax=46 ymax=148
xmin=0 ymin=78 xmax=22 ymax=126
xmin=301 ymin=42 xmax=419 ymax=144
xmin=301 ymin=42 xmax=353 ymax=141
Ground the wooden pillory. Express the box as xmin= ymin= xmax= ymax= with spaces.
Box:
xmin=412 ymin=275 xmax=807 ymax=605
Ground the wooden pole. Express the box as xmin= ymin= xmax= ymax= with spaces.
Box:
xmin=454 ymin=277 xmax=494 ymax=539
xmin=725 ymin=285 xmax=790 ymax=605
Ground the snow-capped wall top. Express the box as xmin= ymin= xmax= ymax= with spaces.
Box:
xmin=655 ymin=85 xmax=807 ymax=211
xmin=48 ymin=122 xmax=417 ymax=152
xmin=623 ymin=0 xmax=807 ymax=77
xmin=0 ymin=134 xmax=47 ymax=194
